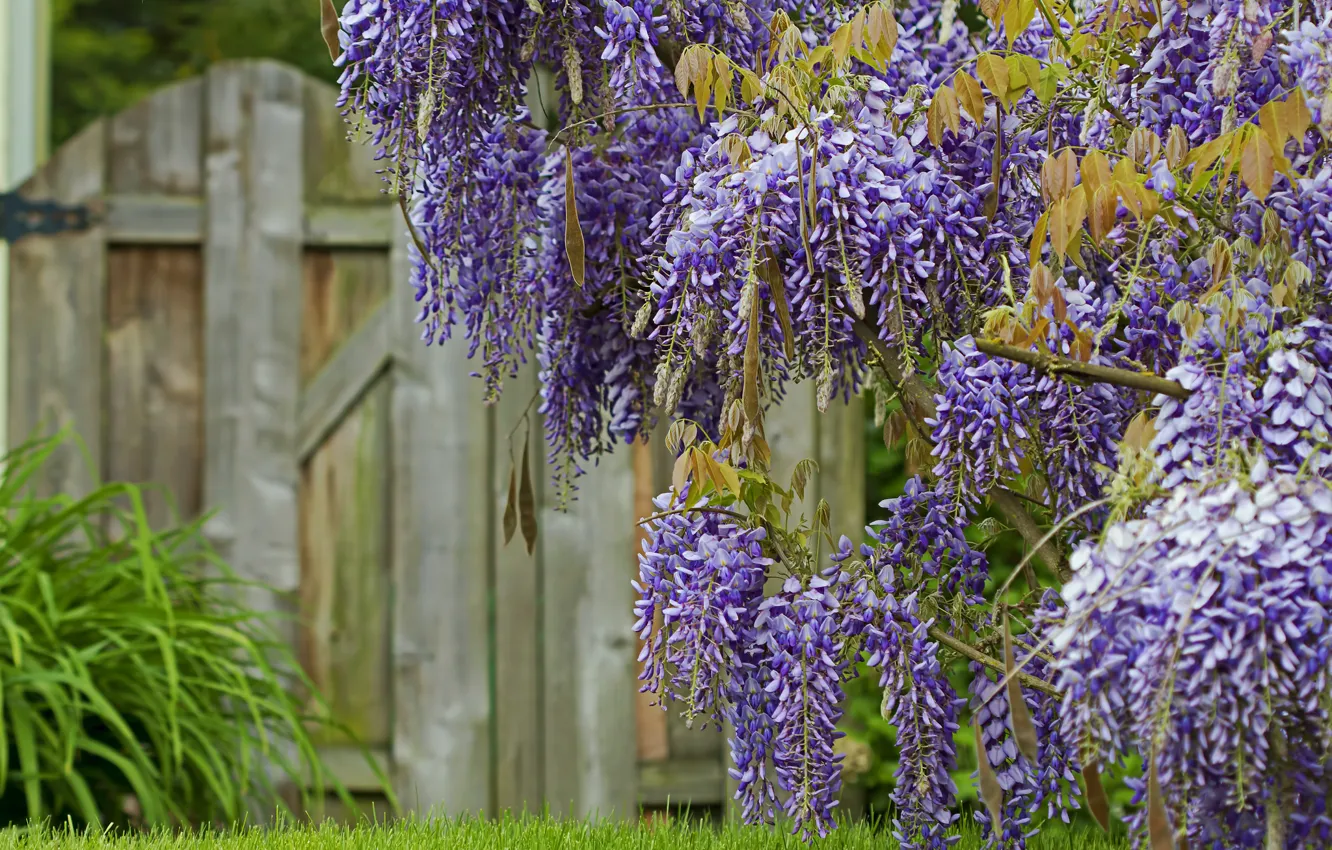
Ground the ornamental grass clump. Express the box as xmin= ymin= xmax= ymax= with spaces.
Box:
xmin=330 ymin=0 xmax=1332 ymax=845
xmin=0 ymin=432 xmax=373 ymax=829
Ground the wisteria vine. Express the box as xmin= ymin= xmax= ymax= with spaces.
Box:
xmin=333 ymin=0 xmax=1332 ymax=846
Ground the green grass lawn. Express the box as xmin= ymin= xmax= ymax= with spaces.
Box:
xmin=0 ymin=815 xmax=1130 ymax=850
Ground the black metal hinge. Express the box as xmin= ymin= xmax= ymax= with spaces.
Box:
xmin=0 ymin=191 xmax=95 ymax=244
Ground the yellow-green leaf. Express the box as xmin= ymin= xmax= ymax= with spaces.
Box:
xmin=976 ymin=53 xmax=1010 ymax=100
xmin=1241 ymin=129 xmax=1275 ymax=201
xmin=830 ymin=19 xmax=854 ymax=66
xmin=866 ymin=3 xmax=899 ymax=62
xmin=954 ymin=70 xmax=987 ymax=124
xmin=1029 ymin=210 xmax=1049 ymax=266
xmin=712 ymin=55 xmax=732 ymax=115
xmin=1286 ymin=88 xmax=1312 ymax=142
xmin=1004 ymin=0 xmax=1037 ymax=49
xmin=1034 ymin=63 xmax=1062 ymax=104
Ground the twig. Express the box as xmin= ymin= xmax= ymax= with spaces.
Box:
xmin=636 ymin=505 xmax=746 ymax=526
xmin=973 ymin=339 xmax=1190 ymax=400
xmin=928 ymin=626 xmax=1062 ymax=698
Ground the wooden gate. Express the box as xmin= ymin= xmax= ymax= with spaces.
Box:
xmin=6 ymin=59 xmax=865 ymax=823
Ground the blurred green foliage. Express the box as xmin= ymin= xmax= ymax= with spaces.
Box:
xmin=51 ymin=0 xmax=337 ymax=147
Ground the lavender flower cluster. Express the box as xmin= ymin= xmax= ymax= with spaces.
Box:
xmin=332 ymin=0 xmax=1332 ymax=844
xmin=1054 ymin=469 xmax=1332 ymax=848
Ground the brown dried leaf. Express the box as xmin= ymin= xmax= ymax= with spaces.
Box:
xmin=976 ymin=717 xmax=1005 ymax=833
xmin=955 ymin=71 xmax=987 ymax=124
xmin=1166 ymin=126 xmax=1190 ymax=170
xmin=760 ymin=248 xmax=796 ymax=360
xmin=1148 ymin=749 xmax=1175 ymax=850
xmin=979 ymin=0 xmax=1001 ymax=21
xmin=519 ymin=439 xmax=539 ymax=556
xmin=503 ymin=462 xmax=518 ymax=545
xmin=743 ymin=288 xmax=762 ymax=427
xmin=1126 ymin=126 xmax=1163 ymax=166
xmin=1088 ymin=184 xmax=1117 ymax=246
xmin=1081 ymin=150 xmax=1111 ymax=199
xmin=883 ymin=409 xmax=908 ymax=449
xmin=1082 ymin=757 xmax=1112 ymax=832
xmin=985 ymin=107 xmax=1004 ymax=221
xmin=320 ymin=0 xmax=341 ymax=60
xmin=1208 ymin=236 xmax=1233 ymax=292
xmin=565 ymin=148 xmax=586 ymax=286
xmin=1050 ymin=198 xmax=1071 ymax=259
xmin=1003 ymin=615 xmax=1040 ymax=765
xmin=1122 ymin=410 xmax=1158 ymax=451
xmin=791 ymin=458 xmax=819 ymax=502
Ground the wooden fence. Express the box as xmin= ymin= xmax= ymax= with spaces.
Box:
xmin=5 ymin=59 xmax=864 ymax=823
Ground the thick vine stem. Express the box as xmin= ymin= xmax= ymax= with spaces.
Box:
xmin=973 ymin=339 xmax=1190 ymax=400
xmin=850 ymin=319 xmax=1070 ymax=582
xmin=928 ymin=626 xmax=1061 ymax=698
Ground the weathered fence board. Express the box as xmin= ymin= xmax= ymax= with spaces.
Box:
xmin=493 ymin=363 xmax=544 ymax=816
xmin=8 ymin=58 xmax=868 ymax=826
xmin=104 ymin=247 xmax=204 ymax=526
xmin=8 ymin=118 xmax=106 ymax=498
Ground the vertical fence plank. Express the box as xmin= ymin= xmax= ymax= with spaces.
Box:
xmin=493 ymin=363 xmax=544 ymax=816
xmin=202 ymin=60 xmax=306 ymax=627
xmin=107 ymin=78 xmax=203 ymax=198
xmin=542 ymin=447 xmax=640 ymax=821
xmin=7 ymin=118 xmax=106 ymax=493
xmin=634 ymin=436 xmax=670 ymax=766
xmin=388 ymin=216 xmax=493 ymax=818
xmin=104 ymin=247 xmax=204 ymax=526
xmin=298 ymin=376 xmax=392 ymax=748
xmin=818 ymin=395 xmax=866 ymax=546
xmin=200 ymin=63 xmax=307 ymax=821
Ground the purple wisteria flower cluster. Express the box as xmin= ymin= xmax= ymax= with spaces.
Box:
xmin=1055 ymin=469 xmax=1332 ymax=848
xmin=332 ymin=0 xmax=1332 ymax=844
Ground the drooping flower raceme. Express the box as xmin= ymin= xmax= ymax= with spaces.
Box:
xmin=1054 ymin=470 xmax=1332 ymax=849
